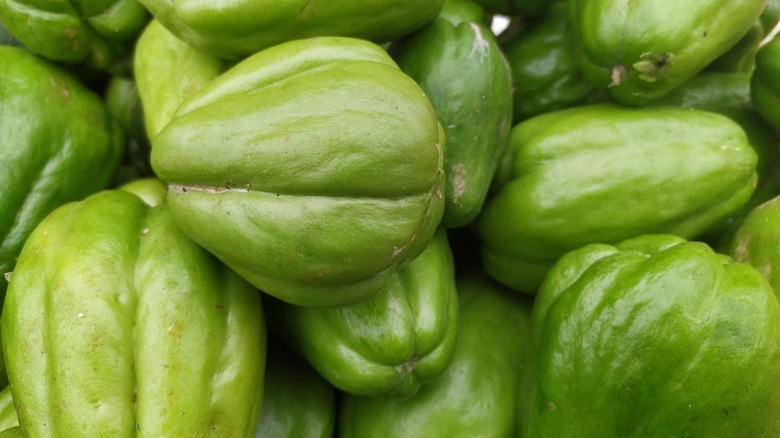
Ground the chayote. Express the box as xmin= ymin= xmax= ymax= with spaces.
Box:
xmin=391 ymin=0 xmax=513 ymax=228
xmin=502 ymin=2 xmax=603 ymax=122
xmin=0 ymin=0 xmax=148 ymax=72
xmin=0 ymin=46 xmax=124 ymax=299
xmin=151 ymin=37 xmax=445 ymax=307
xmin=138 ymin=0 xmax=445 ymax=60
xmin=133 ymin=20 xmax=225 ymax=140
xmin=339 ymin=271 xmax=532 ymax=438
xmin=762 ymin=0 xmax=780 ymax=31
xmin=522 ymin=234 xmax=780 ymax=437
xmin=706 ymin=21 xmax=765 ymax=73
xmin=3 ymin=190 xmax=267 ymax=437
xmin=654 ymin=71 xmax=780 ymax=244
xmin=752 ymin=35 xmax=780 ymax=133
xmin=266 ymin=229 xmax=457 ymax=397
xmin=728 ymin=195 xmax=780 ymax=294
xmin=477 ymin=103 xmax=758 ymax=293
xmin=569 ymin=0 xmax=765 ymax=105
xmin=255 ymin=340 xmax=335 ymax=438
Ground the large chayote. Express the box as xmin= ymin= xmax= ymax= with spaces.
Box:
xmin=138 ymin=0 xmax=445 ymax=60
xmin=0 ymin=0 xmax=148 ymax=72
xmin=522 ymin=235 xmax=780 ymax=437
xmin=266 ymin=229 xmax=457 ymax=398
xmin=569 ymin=0 xmax=765 ymax=105
xmin=151 ymin=37 xmax=445 ymax=307
xmin=3 ymin=190 xmax=267 ymax=437
xmin=477 ymin=103 xmax=757 ymax=293
xmin=654 ymin=71 xmax=780 ymax=242
xmin=1 ymin=46 xmax=124 ymax=299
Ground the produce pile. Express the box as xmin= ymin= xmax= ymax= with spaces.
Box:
xmin=1 ymin=0 xmax=780 ymax=436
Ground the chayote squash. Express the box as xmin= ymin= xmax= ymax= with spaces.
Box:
xmin=477 ymin=103 xmax=758 ymax=293
xmin=255 ymin=340 xmax=335 ymax=438
xmin=762 ymin=0 xmax=780 ymax=31
xmin=391 ymin=0 xmax=513 ymax=228
xmin=0 ymin=428 xmax=20 ymax=438
xmin=502 ymin=2 xmax=602 ymax=122
xmin=752 ymin=35 xmax=780 ymax=133
xmin=569 ymin=0 xmax=765 ymax=105
xmin=133 ymin=20 xmax=225 ymax=140
xmin=728 ymin=195 xmax=780 ymax=294
xmin=3 ymin=190 xmax=267 ymax=437
xmin=522 ymin=234 xmax=780 ymax=437
xmin=0 ymin=46 xmax=124 ymax=299
xmin=0 ymin=0 xmax=148 ymax=73
xmin=653 ymin=71 xmax=780 ymax=244
xmin=151 ymin=36 xmax=445 ymax=307
xmin=339 ymin=270 xmax=532 ymax=437
xmin=706 ymin=21 xmax=765 ymax=73
xmin=138 ymin=0 xmax=445 ymax=60
xmin=265 ymin=229 xmax=457 ymax=397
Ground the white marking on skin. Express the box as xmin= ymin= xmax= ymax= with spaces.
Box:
xmin=469 ymin=23 xmax=490 ymax=57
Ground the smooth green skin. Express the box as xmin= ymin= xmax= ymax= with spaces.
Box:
xmin=0 ymin=387 xmax=18 ymax=433
xmin=752 ymin=36 xmax=780 ymax=133
xmin=0 ymin=46 xmax=124 ymax=300
xmin=152 ymin=37 xmax=445 ymax=307
xmin=255 ymin=340 xmax=335 ymax=438
xmin=477 ymin=103 xmax=758 ymax=294
xmin=0 ymin=19 xmax=20 ymax=47
xmin=2 ymin=190 xmax=267 ymax=437
xmin=118 ymin=177 xmax=168 ymax=207
xmin=0 ymin=428 xmax=20 ymax=438
xmin=502 ymin=2 xmax=599 ymax=122
xmin=762 ymin=0 xmax=780 ymax=31
xmin=728 ymin=195 xmax=780 ymax=295
xmin=133 ymin=20 xmax=225 ymax=140
xmin=570 ymin=0 xmax=765 ymax=105
xmin=0 ymin=0 xmax=148 ymax=71
xmin=707 ymin=21 xmax=765 ymax=73
xmin=654 ymin=71 xmax=780 ymax=245
xmin=138 ymin=0 xmax=445 ymax=60
xmin=391 ymin=0 xmax=512 ymax=228
xmin=339 ymin=271 xmax=532 ymax=438
xmin=265 ymin=229 xmax=456 ymax=398
xmin=522 ymin=234 xmax=780 ymax=437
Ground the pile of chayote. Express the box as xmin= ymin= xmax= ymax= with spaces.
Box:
xmin=2 ymin=0 xmax=780 ymax=436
